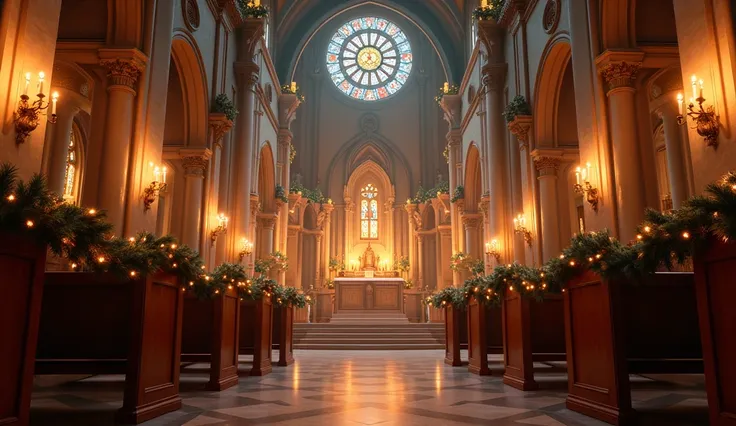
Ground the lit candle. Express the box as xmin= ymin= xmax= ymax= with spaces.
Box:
xmin=153 ymin=166 xmax=161 ymax=182
xmin=51 ymin=92 xmax=58 ymax=115
xmin=699 ymin=79 xmax=704 ymax=99
xmin=162 ymin=166 xmax=168 ymax=183
xmin=38 ymin=72 xmax=45 ymax=96
xmin=585 ymin=162 xmax=591 ymax=182
xmin=443 ymin=82 xmax=449 ymax=93
xmin=481 ymin=0 xmax=488 ymax=7
xmin=290 ymin=81 xmax=297 ymax=93
xmin=485 ymin=242 xmax=491 ymax=253
xmin=691 ymin=75 xmax=697 ymax=100
xmin=254 ymin=0 xmax=260 ymax=6
xmin=24 ymin=73 xmax=31 ymax=96
xmin=491 ymin=239 xmax=498 ymax=250
xmin=575 ymin=167 xmax=581 ymax=185
xmin=677 ymin=93 xmax=683 ymax=115
xmin=513 ymin=216 xmax=519 ymax=228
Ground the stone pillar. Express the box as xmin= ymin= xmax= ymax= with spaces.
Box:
xmin=508 ymin=117 xmax=532 ymax=264
xmin=257 ymin=214 xmax=277 ymax=257
xmin=232 ymin=19 xmax=264 ymax=259
xmin=97 ymin=50 xmax=146 ymax=232
xmin=314 ymin=234 xmax=322 ymax=288
xmin=211 ymin=115 xmax=233 ymax=265
xmin=657 ymin=101 xmax=689 ymax=209
xmin=463 ymin=214 xmax=482 ymax=259
xmin=478 ymin=196 xmax=494 ymax=272
xmin=534 ymin=157 xmax=561 ymax=262
xmin=509 ymin=117 xmax=536 ymax=265
xmin=321 ymin=203 xmax=334 ymax=281
xmin=46 ymin=88 xmax=85 ymax=196
xmin=597 ymin=52 xmax=646 ymax=242
xmin=180 ymin=150 xmax=211 ymax=250
xmin=483 ymin=64 xmax=510 ymax=259
xmin=416 ymin=234 xmax=425 ymax=289
xmin=405 ymin=203 xmax=418 ymax=283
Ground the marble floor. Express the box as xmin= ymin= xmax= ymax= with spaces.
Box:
xmin=30 ymin=351 xmax=709 ymax=426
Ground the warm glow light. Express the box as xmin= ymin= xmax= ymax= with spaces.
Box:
xmin=7 ymin=195 xmax=15 ymax=201
xmin=88 ymin=209 xmax=96 ymax=215
xmin=25 ymin=220 xmax=34 ymax=228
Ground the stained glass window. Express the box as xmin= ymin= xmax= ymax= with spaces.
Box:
xmin=360 ymin=184 xmax=379 ymax=239
xmin=63 ymin=130 xmax=77 ymax=200
xmin=326 ymin=17 xmax=413 ymax=102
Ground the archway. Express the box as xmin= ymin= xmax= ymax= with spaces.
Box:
xmin=255 ymin=143 xmax=277 ymax=258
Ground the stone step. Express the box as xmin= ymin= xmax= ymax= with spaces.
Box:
xmin=293 ymin=343 xmax=445 ymax=350
xmin=295 ymin=338 xmax=442 ymax=345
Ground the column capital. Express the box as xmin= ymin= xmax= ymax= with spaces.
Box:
xmin=481 ymin=63 xmax=507 ymax=92
xmin=257 ymin=213 xmax=277 ymax=230
xmin=278 ymin=93 xmax=301 ymax=129
xmin=477 ymin=20 xmax=505 ymax=62
xmin=461 ymin=213 xmax=482 ymax=229
xmin=446 ymin=128 xmax=463 ymax=147
xmin=238 ymin=18 xmax=265 ymax=61
xmin=440 ymin=94 xmax=463 ymax=129
xmin=533 ymin=156 xmax=560 ymax=176
xmin=596 ymin=50 xmax=645 ymax=92
xmin=180 ymin=148 xmax=212 ymax=177
xmin=99 ymin=48 xmax=147 ymax=89
xmin=234 ymin=61 xmax=260 ymax=88
xmin=416 ymin=233 xmax=425 ymax=244
xmin=209 ymin=113 xmax=234 ymax=146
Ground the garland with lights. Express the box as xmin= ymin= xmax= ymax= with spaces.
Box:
xmin=425 ymin=286 xmax=466 ymax=310
xmin=0 ymin=163 xmax=112 ymax=259
xmin=449 ymin=252 xmax=472 ymax=271
xmin=434 ymin=83 xmax=460 ymax=105
xmin=280 ymin=84 xmax=305 ymax=103
xmin=472 ymin=0 xmax=505 ymax=21
xmin=254 ymin=251 xmax=289 ymax=274
xmin=236 ymin=0 xmax=268 ymax=18
xmin=450 ymin=185 xmax=464 ymax=203
xmin=273 ymin=285 xmax=310 ymax=308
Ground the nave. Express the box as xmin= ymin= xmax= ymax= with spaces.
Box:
xmin=30 ymin=351 xmax=707 ymax=426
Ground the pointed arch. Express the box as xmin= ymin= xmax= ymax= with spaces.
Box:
xmin=463 ymin=143 xmax=482 ymax=212
xmin=258 ymin=143 xmax=277 ymax=212
xmin=534 ymin=34 xmax=575 ymax=148
xmin=169 ymin=32 xmax=209 ymax=147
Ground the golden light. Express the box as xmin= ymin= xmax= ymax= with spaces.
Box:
xmin=25 ymin=220 xmax=34 ymax=228
xmin=7 ymin=194 xmax=15 ymax=201
xmin=644 ymin=226 xmax=651 ymax=233
xmin=97 ymin=256 xmax=106 ymax=263
xmin=682 ymin=231 xmax=691 ymax=239
xmin=87 ymin=209 xmax=96 ymax=215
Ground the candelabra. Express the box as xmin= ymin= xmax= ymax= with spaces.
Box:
xmin=239 ymin=238 xmax=253 ymax=262
xmin=485 ymin=239 xmax=501 ymax=263
xmin=143 ymin=164 xmax=167 ymax=211
xmin=513 ymin=214 xmax=533 ymax=247
xmin=210 ymin=213 xmax=229 ymax=245
xmin=14 ymin=72 xmax=58 ymax=144
xmin=677 ymin=76 xmax=720 ymax=147
xmin=573 ymin=162 xmax=599 ymax=211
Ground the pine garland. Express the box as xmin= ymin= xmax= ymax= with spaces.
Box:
xmin=425 ymin=286 xmax=466 ymax=310
xmin=273 ymin=285 xmax=310 ymax=308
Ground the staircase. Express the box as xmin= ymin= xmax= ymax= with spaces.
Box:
xmin=293 ymin=311 xmax=445 ymax=350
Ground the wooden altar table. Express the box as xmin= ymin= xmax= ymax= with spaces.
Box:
xmin=334 ymin=278 xmax=404 ymax=312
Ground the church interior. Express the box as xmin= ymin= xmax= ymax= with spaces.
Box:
xmin=1 ymin=0 xmax=736 ymax=425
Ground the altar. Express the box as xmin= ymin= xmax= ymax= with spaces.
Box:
xmin=334 ymin=278 xmax=405 ymax=312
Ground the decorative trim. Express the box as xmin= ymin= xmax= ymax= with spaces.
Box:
xmin=542 ymin=0 xmax=561 ymax=34
xmin=100 ymin=59 xmax=144 ymax=89
xmin=183 ymin=0 xmax=201 ymax=32
xmin=533 ymin=156 xmax=560 ymax=176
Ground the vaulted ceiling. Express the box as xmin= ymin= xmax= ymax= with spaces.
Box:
xmin=272 ymin=0 xmax=468 ymax=83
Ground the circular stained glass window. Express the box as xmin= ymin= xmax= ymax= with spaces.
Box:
xmin=326 ymin=17 xmax=413 ymax=102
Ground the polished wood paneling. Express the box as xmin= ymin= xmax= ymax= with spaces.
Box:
xmin=273 ymin=306 xmax=295 ymax=366
xmin=502 ymin=292 xmax=536 ymax=390
xmin=335 ymin=280 xmax=403 ymax=312
xmin=239 ymin=298 xmax=273 ymax=376
xmin=403 ymin=291 xmax=424 ymax=323
xmin=373 ymin=283 xmax=400 ymax=310
xmin=444 ymin=305 xmax=463 ymax=366
xmin=695 ymin=240 xmax=736 ymax=426
xmin=340 ymin=284 xmax=365 ymax=309
xmin=315 ymin=291 xmax=334 ymax=322
xmin=0 ymin=233 xmax=45 ymax=426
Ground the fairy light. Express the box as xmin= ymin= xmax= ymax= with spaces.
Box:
xmin=25 ymin=220 xmax=34 ymax=228
xmin=171 ymin=244 xmax=177 ymax=249
xmin=71 ymin=263 xmax=78 ymax=269
xmin=97 ymin=256 xmax=106 ymax=263
xmin=559 ymin=254 xmax=565 ymax=259
xmin=130 ymin=271 xmax=137 ymax=277
xmin=172 ymin=263 xmax=178 ymax=268
xmin=644 ymin=226 xmax=651 ymax=233
xmin=509 ymin=285 xmax=514 ymax=291
xmin=129 ymin=237 xmax=135 ymax=243
xmin=636 ymin=234 xmax=643 ymax=240
xmin=682 ymin=231 xmax=690 ymax=239
xmin=87 ymin=209 xmax=96 ymax=215
xmin=7 ymin=194 xmax=15 ymax=201
xmin=189 ymin=281 xmax=194 ymax=286
xmin=569 ymin=260 xmax=576 ymax=266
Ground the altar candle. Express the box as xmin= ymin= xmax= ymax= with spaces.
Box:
xmin=51 ymin=92 xmax=58 ymax=115
xmin=575 ymin=167 xmax=581 ymax=185
xmin=24 ymin=73 xmax=31 ymax=96
xmin=443 ymin=82 xmax=449 ymax=93
xmin=585 ymin=163 xmax=591 ymax=182
xmin=290 ymin=81 xmax=297 ymax=93
xmin=481 ymin=0 xmax=488 ymax=7
xmin=162 ymin=166 xmax=168 ymax=184
xmin=699 ymin=79 xmax=704 ymax=99
xmin=677 ymin=93 xmax=683 ymax=115
xmin=154 ymin=166 xmax=161 ymax=183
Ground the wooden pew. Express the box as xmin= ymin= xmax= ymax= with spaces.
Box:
xmin=444 ymin=305 xmax=466 ymax=366
xmin=563 ymin=271 xmax=701 ymax=424
xmin=272 ymin=305 xmax=295 ymax=366
xmin=181 ymin=287 xmax=241 ymax=390
xmin=467 ymin=299 xmax=502 ymax=375
xmin=238 ymin=298 xmax=273 ymax=376
xmin=35 ymin=272 xmax=184 ymax=424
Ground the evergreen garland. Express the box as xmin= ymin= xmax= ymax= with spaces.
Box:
xmin=425 ymin=286 xmax=466 ymax=310
xmin=273 ymin=285 xmax=310 ymax=308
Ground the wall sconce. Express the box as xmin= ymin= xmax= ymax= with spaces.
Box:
xmin=239 ymin=238 xmax=253 ymax=262
xmin=210 ymin=213 xmax=229 ymax=245
xmin=143 ymin=163 xmax=167 ymax=211
xmin=677 ymin=76 xmax=720 ymax=147
xmin=485 ymin=239 xmax=501 ymax=263
xmin=574 ymin=162 xmax=599 ymax=211
xmin=14 ymin=72 xmax=57 ymax=144
xmin=513 ymin=214 xmax=533 ymax=247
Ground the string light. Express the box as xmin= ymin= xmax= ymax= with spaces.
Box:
xmin=569 ymin=260 xmax=576 ymax=266
xmin=71 ymin=263 xmax=78 ymax=269
xmin=25 ymin=220 xmax=34 ymax=228
xmin=682 ymin=231 xmax=690 ymax=239
xmin=129 ymin=237 xmax=135 ymax=243
xmin=7 ymin=194 xmax=15 ymax=201
xmin=559 ymin=254 xmax=565 ymax=259
xmin=129 ymin=271 xmax=137 ymax=277
xmin=97 ymin=256 xmax=106 ymax=263
xmin=87 ymin=209 xmax=96 ymax=215
xmin=644 ymin=226 xmax=651 ymax=233
xmin=636 ymin=234 xmax=643 ymax=240
xmin=172 ymin=263 xmax=177 ymax=268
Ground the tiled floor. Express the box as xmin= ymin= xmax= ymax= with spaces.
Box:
xmin=30 ymin=351 xmax=709 ymax=425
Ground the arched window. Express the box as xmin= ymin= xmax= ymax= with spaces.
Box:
xmin=360 ymin=183 xmax=379 ymax=239
xmin=63 ymin=128 xmax=79 ymax=201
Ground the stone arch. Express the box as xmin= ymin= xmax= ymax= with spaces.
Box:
xmin=167 ymin=33 xmax=209 ymax=147
xmin=463 ymin=143 xmax=482 ymax=212
xmin=423 ymin=203 xmax=436 ymax=230
xmin=534 ymin=34 xmax=578 ymax=148
xmin=258 ymin=143 xmax=277 ymax=212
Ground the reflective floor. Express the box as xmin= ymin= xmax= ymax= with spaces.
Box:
xmin=30 ymin=351 xmax=709 ymax=425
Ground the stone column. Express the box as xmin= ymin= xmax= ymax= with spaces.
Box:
xmin=232 ymin=19 xmax=264 ymax=258
xmin=257 ymin=213 xmax=277 ymax=258
xmin=483 ymin=64 xmax=510 ymax=259
xmin=534 ymin=157 xmax=561 ymax=262
xmin=416 ymin=234 xmax=425 ymax=290
xmin=478 ymin=196 xmax=494 ymax=272
xmin=657 ymin=101 xmax=689 ymax=209
xmin=97 ymin=49 xmax=146 ymax=232
xmin=597 ymin=52 xmax=646 ymax=242
xmin=321 ymin=203 xmax=334 ymax=280
xmin=211 ymin=115 xmax=233 ymax=264
xmin=508 ymin=117 xmax=532 ymax=264
xmin=314 ymin=234 xmax=322 ymax=289
xmin=180 ymin=150 xmax=211 ymax=250
xmin=463 ymin=214 xmax=482 ymax=259
xmin=46 ymin=88 xmax=86 ymax=196
xmin=405 ymin=203 xmax=418 ymax=283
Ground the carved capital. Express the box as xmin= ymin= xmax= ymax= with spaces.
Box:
xmin=477 ymin=20 xmax=504 ymax=62
xmin=461 ymin=214 xmax=482 ymax=229
xmin=209 ymin=113 xmax=233 ymax=146
xmin=599 ymin=61 xmax=641 ymax=91
xmin=440 ymin=94 xmax=463 ymax=129
xmin=534 ymin=156 xmax=560 ymax=176
xmin=278 ymin=93 xmax=301 ymax=129
xmin=481 ymin=63 xmax=507 ymax=92
xmin=239 ymin=18 xmax=265 ymax=61
xmin=234 ymin=61 xmax=260 ymax=89
xmin=507 ymin=115 xmax=533 ymax=150
xmin=277 ymin=129 xmax=293 ymax=147
xmin=99 ymin=56 xmax=145 ymax=89
xmin=257 ymin=214 xmax=277 ymax=229
xmin=181 ymin=156 xmax=208 ymax=177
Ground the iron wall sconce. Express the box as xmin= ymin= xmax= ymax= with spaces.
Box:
xmin=143 ymin=164 xmax=167 ymax=211
xmin=14 ymin=72 xmax=57 ymax=143
xmin=210 ymin=213 xmax=229 ymax=245
xmin=485 ymin=239 xmax=501 ymax=263
xmin=573 ymin=162 xmax=599 ymax=211
xmin=239 ymin=238 xmax=253 ymax=263
xmin=513 ymin=214 xmax=533 ymax=247
xmin=677 ymin=76 xmax=720 ymax=147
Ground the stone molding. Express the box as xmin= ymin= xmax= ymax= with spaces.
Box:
xmin=507 ymin=115 xmax=533 ymax=150
xmin=461 ymin=213 xmax=483 ymax=229
xmin=596 ymin=50 xmax=645 ymax=92
xmin=481 ymin=63 xmax=507 ymax=92
xmin=257 ymin=214 xmax=277 ymax=229
xmin=533 ymin=156 xmax=560 ymax=176
xmin=100 ymin=58 xmax=145 ymax=89
xmin=209 ymin=113 xmax=233 ymax=146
